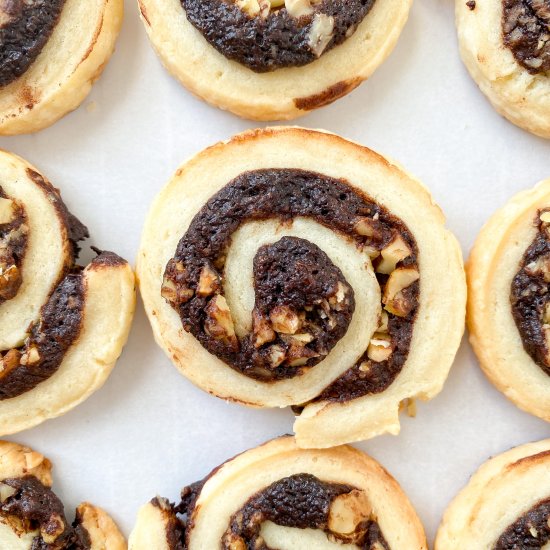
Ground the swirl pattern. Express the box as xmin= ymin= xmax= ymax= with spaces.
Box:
xmin=0 ymin=440 xmax=126 ymax=549
xmin=129 ymin=436 xmax=427 ymax=549
xmin=138 ymin=127 xmax=466 ymax=447
xmin=468 ymin=178 xmax=550 ymax=421
xmin=0 ymin=151 xmax=135 ymax=436
xmin=0 ymin=0 xmax=123 ymax=135
xmin=436 ymin=439 xmax=550 ymax=549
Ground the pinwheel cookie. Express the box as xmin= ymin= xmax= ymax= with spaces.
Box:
xmin=468 ymin=178 xmax=550 ymax=421
xmin=137 ymin=127 xmax=466 ymax=448
xmin=456 ymin=0 xmax=550 ymax=137
xmin=0 ymin=440 xmax=126 ymax=549
xmin=0 ymin=151 xmax=135 ymax=435
xmin=129 ymin=436 xmax=427 ymax=549
xmin=436 ymin=439 xmax=550 ymax=549
xmin=0 ymin=0 xmax=123 ymax=135
xmin=137 ymin=0 xmax=412 ymax=120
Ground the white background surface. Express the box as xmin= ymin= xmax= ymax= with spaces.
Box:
xmin=1 ymin=0 xmax=549 ymax=545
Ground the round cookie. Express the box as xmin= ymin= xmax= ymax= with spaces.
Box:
xmin=0 ymin=440 xmax=126 ymax=549
xmin=0 ymin=0 xmax=123 ymax=135
xmin=436 ymin=439 xmax=550 ymax=549
xmin=137 ymin=126 xmax=466 ymax=448
xmin=0 ymin=150 xmax=136 ymax=435
xmin=129 ymin=435 xmax=427 ymax=549
xmin=468 ymin=178 xmax=550 ymax=421
xmin=137 ymin=0 xmax=412 ymax=120
xmin=456 ymin=0 xmax=550 ymax=138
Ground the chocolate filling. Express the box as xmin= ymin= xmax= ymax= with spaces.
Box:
xmin=510 ymin=210 xmax=550 ymax=375
xmin=502 ymin=0 xmax=550 ymax=74
xmin=0 ymin=475 xmax=91 ymax=549
xmin=0 ymin=0 xmax=67 ymax=87
xmin=181 ymin=0 xmax=375 ymax=72
xmin=222 ymin=474 xmax=389 ymax=549
xmin=0 ymin=269 xmax=85 ymax=400
xmin=494 ymin=498 xmax=550 ymax=549
xmin=163 ymin=168 xmax=419 ymax=401
xmin=0 ymin=187 xmax=28 ymax=304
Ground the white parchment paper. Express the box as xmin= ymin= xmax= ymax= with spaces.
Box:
xmin=0 ymin=0 xmax=549 ymax=545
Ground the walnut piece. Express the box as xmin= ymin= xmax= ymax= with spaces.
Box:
xmin=376 ymin=234 xmax=412 ymax=274
xmin=197 ymin=265 xmax=221 ymax=297
xmin=204 ymin=295 xmax=238 ymax=349
xmin=252 ymin=312 xmax=276 ymax=348
xmin=367 ymin=334 xmax=392 ymax=362
xmin=270 ymin=305 xmax=302 ymax=334
xmin=0 ymin=197 xmax=14 ymax=225
xmin=308 ymin=13 xmax=335 ymax=57
xmin=328 ymin=490 xmax=372 ymax=541
xmin=285 ymin=0 xmax=313 ymax=17
xmin=40 ymin=513 xmax=66 ymax=544
xmin=383 ymin=267 xmax=419 ymax=317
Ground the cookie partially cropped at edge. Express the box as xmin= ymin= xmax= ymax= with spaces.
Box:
xmin=137 ymin=0 xmax=412 ymax=120
xmin=137 ymin=126 xmax=466 ymax=448
xmin=0 ymin=440 xmax=126 ymax=549
xmin=456 ymin=0 xmax=550 ymax=138
xmin=468 ymin=178 xmax=550 ymax=421
xmin=436 ymin=439 xmax=550 ymax=549
xmin=129 ymin=435 xmax=427 ymax=549
xmin=0 ymin=0 xmax=124 ymax=135
xmin=0 ymin=150 xmax=136 ymax=435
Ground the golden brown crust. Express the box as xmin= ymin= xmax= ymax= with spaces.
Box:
xmin=467 ymin=178 xmax=550 ymax=421
xmin=137 ymin=0 xmax=412 ymax=120
xmin=0 ymin=0 xmax=123 ymax=135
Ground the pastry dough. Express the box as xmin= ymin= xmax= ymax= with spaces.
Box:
xmin=0 ymin=440 xmax=126 ymax=549
xmin=137 ymin=0 xmax=412 ymax=120
xmin=0 ymin=0 xmax=123 ymax=135
xmin=436 ymin=439 xmax=550 ymax=549
xmin=468 ymin=178 xmax=550 ymax=421
xmin=137 ymin=127 xmax=466 ymax=448
xmin=456 ymin=0 xmax=550 ymax=138
xmin=129 ymin=436 xmax=427 ymax=549
xmin=0 ymin=151 xmax=136 ymax=435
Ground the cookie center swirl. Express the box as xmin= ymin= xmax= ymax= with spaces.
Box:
xmin=221 ymin=474 xmax=390 ymax=549
xmin=162 ymin=168 xmax=419 ymax=396
xmin=0 ymin=475 xmax=91 ymax=548
xmin=494 ymin=498 xmax=550 ymax=549
xmin=510 ymin=209 xmax=550 ymax=374
xmin=180 ymin=0 xmax=376 ymax=72
xmin=0 ymin=0 xmax=67 ymax=87
xmin=502 ymin=0 xmax=550 ymax=74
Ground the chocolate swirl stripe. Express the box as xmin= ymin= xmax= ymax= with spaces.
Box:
xmin=0 ymin=0 xmax=123 ymax=135
xmin=468 ymin=178 xmax=550 ymax=422
xmin=137 ymin=127 xmax=466 ymax=448
xmin=129 ymin=436 xmax=428 ymax=549
xmin=0 ymin=440 xmax=126 ymax=549
xmin=436 ymin=439 xmax=550 ymax=549
xmin=0 ymin=151 xmax=135 ymax=436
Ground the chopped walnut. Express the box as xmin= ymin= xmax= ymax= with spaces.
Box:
xmin=40 ymin=513 xmax=66 ymax=544
xmin=20 ymin=346 xmax=40 ymax=366
xmin=0 ymin=264 xmax=20 ymax=300
xmin=376 ymin=234 xmax=412 ymax=274
xmin=161 ymin=276 xmax=194 ymax=306
xmin=285 ymin=0 xmax=313 ymax=17
xmin=267 ymin=345 xmax=286 ymax=367
xmin=0 ymin=349 xmax=20 ymax=377
xmin=308 ymin=13 xmax=335 ymax=57
xmin=286 ymin=342 xmax=318 ymax=367
xmin=367 ymin=333 xmax=392 ymax=362
xmin=0 ymin=483 xmax=16 ymax=503
xmin=205 ymin=295 xmax=238 ymax=350
xmin=383 ymin=267 xmax=419 ymax=317
xmin=0 ymin=197 xmax=14 ymax=225
xmin=197 ymin=265 xmax=221 ymax=297
xmin=252 ymin=312 xmax=276 ymax=348
xmin=328 ymin=490 xmax=371 ymax=541
xmin=354 ymin=217 xmax=381 ymax=239
xmin=270 ymin=305 xmax=302 ymax=334
xmin=525 ymin=255 xmax=550 ymax=282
